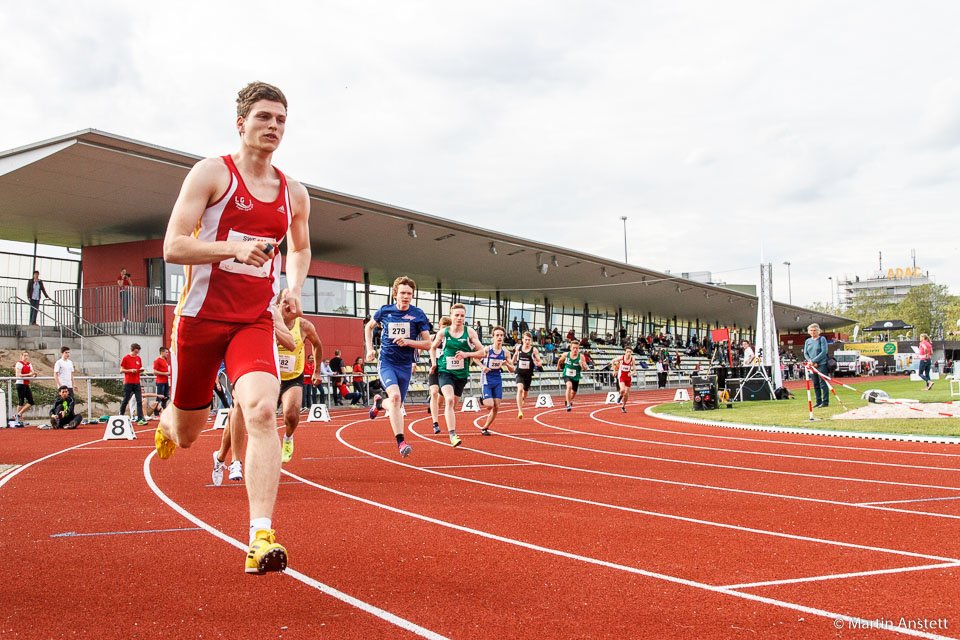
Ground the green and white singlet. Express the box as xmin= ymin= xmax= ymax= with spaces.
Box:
xmin=438 ymin=326 xmax=472 ymax=379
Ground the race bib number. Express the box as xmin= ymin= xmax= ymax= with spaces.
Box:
xmin=446 ymin=356 xmax=465 ymax=370
xmin=564 ymin=367 xmax=577 ymax=378
xmin=518 ymin=360 xmax=531 ymax=370
xmin=278 ymin=354 xmax=294 ymax=373
xmin=620 ymin=364 xmax=632 ymax=373
xmin=388 ymin=322 xmax=410 ymax=340
xmin=218 ymin=230 xmax=276 ymax=278
xmin=488 ymin=359 xmax=503 ymax=370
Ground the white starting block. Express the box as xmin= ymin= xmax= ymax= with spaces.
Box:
xmin=673 ymin=389 xmax=690 ymax=401
xmin=605 ymin=392 xmax=621 ymax=404
xmin=213 ymin=409 xmax=229 ymax=430
xmin=461 ymin=396 xmax=481 ymax=412
xmin=307 ymin=404 xmax=331 ymax=422
xmin=535 ymin=394 xmax=554 ymax=408
xmin=103 ymin=415 xmax=136 ymax=440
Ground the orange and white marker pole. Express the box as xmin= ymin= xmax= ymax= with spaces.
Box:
xmin=804 ymin=361 xmax=814 ymax=420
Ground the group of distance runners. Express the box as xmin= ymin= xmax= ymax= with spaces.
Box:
xmin=153 ymin=80 xmax=639 ymax=577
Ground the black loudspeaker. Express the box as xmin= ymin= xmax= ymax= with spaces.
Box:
xmin=740 ymin=378 xmax=772 ymax=401
xmin=692 ymin=375 xmax=718 ymax=411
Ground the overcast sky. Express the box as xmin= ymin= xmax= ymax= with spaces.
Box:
xmin=2 ymin=1 xmax=957 ymax=308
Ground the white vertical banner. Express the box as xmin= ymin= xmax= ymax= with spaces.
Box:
xmin=755 ymin=262 xmax=784 ymax=389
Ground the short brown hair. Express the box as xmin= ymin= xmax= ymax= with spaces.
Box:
xmin=450 ymin=303 xmax=466 ymax=313
xmin=492 ymin=326 xmax=505 ymax=335
xmin=237 ymin=82 xmax=287 ymax=119
xmin=522 ymin=331 xmax=533 ymax=339
xmin=392 ymin=276 xmax=416 ymax=298
xmin=439 ymin=316 xmax=452 ymax=328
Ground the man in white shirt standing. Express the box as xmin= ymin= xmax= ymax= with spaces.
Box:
xmin=741 ymin=340 xmax=757 ymax=367
xmin=319 ymin=358 xmax=335 ymax=405
xmin=53 ymin=346 xmax=75 ymax=399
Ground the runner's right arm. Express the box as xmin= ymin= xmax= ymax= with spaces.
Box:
xmin=163 ymin=158 xmax=275 ymax=266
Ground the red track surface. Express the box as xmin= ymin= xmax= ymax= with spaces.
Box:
xmin=2 ymin=386 xmax=957 ymax=638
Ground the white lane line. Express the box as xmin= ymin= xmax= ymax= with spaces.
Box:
xmin=288 ymin=426 xmax=954 ymax=640
xmin=583 ymin=408 xmax=960 ymax=473
xmin=142 ymin=450 xmax=449 ymax=640
xmin=646 ymin=405 xmax=960 ymax=446
xmin=0 ymin=426 xmax=158 ymax=490
xmin=353 ymin=419 xmax=960 ymax=563
xmin=474 ymin=417 xmax=960 ymax=522
xmin=595 ymin=404 xmax=960 ymax=458
xmin=720 ymin=562 xmax=960 ymax=590
xmin=462 ymin=418 xmax=960 ymax=521
xmin=513 ymin=409 xmax=960 ymax=493
xmin=857 ymin=495 xmax=960 ymax=506
xmin=422 ymin=463 xmax=536 ymax=470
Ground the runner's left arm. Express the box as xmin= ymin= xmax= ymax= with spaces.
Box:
xmin=502 ymin=346 xmax=516 ymax=372
xmin=280 ymin=180 xmax=312 ymax=317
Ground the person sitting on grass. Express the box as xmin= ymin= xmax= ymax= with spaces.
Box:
xmin=42 ymin=386 xmax=82 ymax=430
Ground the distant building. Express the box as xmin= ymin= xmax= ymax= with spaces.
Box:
xmin=837 ymin=267 xmax=933 ymax=308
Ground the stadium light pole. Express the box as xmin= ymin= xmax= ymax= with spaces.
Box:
xmin=828 ymin=276 xmax=834 ymax=309
xmin=783 ymin=261 xmax=792 ymax=304
xmin=621 ymin=216 xmax=628 ymax=263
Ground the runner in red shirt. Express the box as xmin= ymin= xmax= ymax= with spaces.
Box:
xmin=119 ymin=343 xmax=146 ymax=424
xmin=156 ymin=81 xmax=311 ymax=575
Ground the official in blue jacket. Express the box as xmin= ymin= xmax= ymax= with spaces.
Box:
xmin=803 ymin=323 xmax=829 ymax=408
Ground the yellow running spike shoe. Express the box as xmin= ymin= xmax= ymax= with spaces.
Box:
xmin=155 ymin=424 xmax=176 ymax=460
xmin=281 ymin=439 xmax=294 ymax=464
xmin=245 ymin=530 xmax=287 ymax=575
xmin=518 ymin=411 xmax=523 ymax=419
xmin=450 ymin=433 xmax=462 ymax=447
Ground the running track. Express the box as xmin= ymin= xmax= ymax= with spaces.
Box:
xmin=1 ymin=387 xmax=957 ymax=638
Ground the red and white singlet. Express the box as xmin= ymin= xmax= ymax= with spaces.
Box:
xmin=175 ymin=155 xmax=291 ymax=324
xmin=618 ymin=357 xmax=633 ymax=385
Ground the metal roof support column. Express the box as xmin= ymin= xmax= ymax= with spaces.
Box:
xmin=436 ymin=281 xmax=442 ymax=324
xmin=363 ymin=271 xmax=370 ymax=319
xmin=582 ymin=302 xmax=589 ymax=338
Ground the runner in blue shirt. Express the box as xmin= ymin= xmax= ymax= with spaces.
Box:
xmin=364 ymin=276 xmax=432 ymax=457
xmin=474 ymin=326 xmax=514 ymax=435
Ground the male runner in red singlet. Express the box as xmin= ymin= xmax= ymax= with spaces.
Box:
xmin=156 ymin=81 xmax=311 ymax=575
xmin=611 ymin=346 xmax=635 ymax=413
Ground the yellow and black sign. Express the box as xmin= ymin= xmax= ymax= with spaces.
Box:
xmin=843 ymin=342 xmax=898 ymax=356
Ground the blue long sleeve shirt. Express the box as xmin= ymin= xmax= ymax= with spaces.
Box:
xmin=803 ymin=336 xmax=828 ymax=364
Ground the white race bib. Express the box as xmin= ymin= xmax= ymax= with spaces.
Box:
xmin=218 ymin=230 xmax=275 ymax=278
xmin=389 ymin=322 xmax=411 ymax=340
xmin=518 ymin=360 xmax=531 ymax=370
xmin=620 ymin=363 xmax=632 ymax=373
xmin=488 ymin=358 xmax=503 ymax=370
xmin=564 ymin=367 xmax=577 ymax=377
xmin=278 ymin=354 xmax=294 ymax=373
xmin=446 ymin=356 xmax=465 ymax=371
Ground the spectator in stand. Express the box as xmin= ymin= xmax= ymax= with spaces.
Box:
xmin=319 ymin=358 xmax=334 ymax=404
xmin=551 ymin=328 xmax=561 ymax=345
xmin=42 ymin=386 xmax=82 ymax=430
xmin=26 ymin=271 xmax=51 ymax=326
xmin=619 ymin=327 xmax=627 ymax=347
xmin=543 ymin=339 xmax=555 ymax=365
xmin=475 ymin=321 xmax=483 ymax=343
xmin=152 ymin=347 xmax=171 ymax=417
xmin=741 ymin=340 xmax=757 ymax=367
xmin=566 ymin=329 xmax=576 ymax=342
xmin=372 ymin=323 xmax=382 ymax=348
xmin=14 ymin=351 xmax=37 ymax=426
xmin=519 ymin=318 xmax=529 ymax=334
xmin=117 ymin=268 xmax=133 ymax=321
xmin=53 ymin=346 xmax=75 ymax=400
xmin=329 ymin=350 xmax=345 ymax=405
xmin=512 ymin=317 xmax=519 ymax=334
xmin=917 ymin=333 xmax=934 ymax=391
xmin=120 ymin=343 xmax=147 ymax=425
xmin=655 ymin=356 xmax=667 ymax=388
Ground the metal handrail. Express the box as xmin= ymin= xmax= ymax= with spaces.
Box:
xmin=41 ymin=296 xmax=123 ymax=346
xmin=6 ymin=296 xmax=121 ymax=371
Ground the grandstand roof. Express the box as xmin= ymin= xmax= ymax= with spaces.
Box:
xmin=0 ymin=129 xmax=851 ymax=331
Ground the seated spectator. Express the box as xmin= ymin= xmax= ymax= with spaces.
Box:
xmin=43 ymin=386 xmax=82 ymax=430
xmin=336 ymin=381 xmax=364 ymax=406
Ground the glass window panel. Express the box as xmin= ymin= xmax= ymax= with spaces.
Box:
xmin=315 ymin=278 xmax=355 ymax=315
xmin=301 ymin=277 xmax=317 ymax=314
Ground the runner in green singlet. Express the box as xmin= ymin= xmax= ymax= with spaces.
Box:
xmin=556 ymin=339 xmax=589 ymax=412
xmin=431 ymin=303 xmax=485 ymax=447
